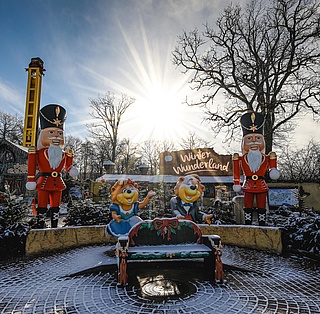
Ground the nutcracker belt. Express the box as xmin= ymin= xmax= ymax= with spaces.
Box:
xmin=246 ymin=175 xmax=264 ymax=181
xmin=39 ymin=172 xmax=61 ymax=178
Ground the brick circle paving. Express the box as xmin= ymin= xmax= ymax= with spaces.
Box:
xmin=0 ymin=245 xmax=319 ymax=313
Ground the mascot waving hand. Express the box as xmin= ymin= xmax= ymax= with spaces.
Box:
xmin=106 ymin=179 xmax=156 ymax=237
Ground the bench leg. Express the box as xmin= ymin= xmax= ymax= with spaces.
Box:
xmin=215 ymin=249 xmax=225 ymax=283
xmin=118 ymin=251 xmax=128 ymax=285
xmin=204 ymin=252 xmax=215 ymax=283
xmin=116 ymin=238 xmax=129 ymax=286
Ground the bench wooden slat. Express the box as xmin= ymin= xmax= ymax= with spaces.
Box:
xmin=128 ymin=243 xmax=212 ymax=259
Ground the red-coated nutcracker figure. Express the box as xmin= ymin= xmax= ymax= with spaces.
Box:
xmin=26 ymin=104 xmax=78 ymax=228
xmin=233 ymin=112 xmax=280 ymax=226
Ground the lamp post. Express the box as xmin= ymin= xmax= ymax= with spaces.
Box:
xmin=103 ymin=160 xmax=115 ymax=174
xmin=139 ymin=163 xmax=149 ymax=175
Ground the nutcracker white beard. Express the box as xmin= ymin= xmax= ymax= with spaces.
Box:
xmin=48 ymin=144 xmax=63 ymax=169
xmin=247 ymin=149 xmax=262 ymax=173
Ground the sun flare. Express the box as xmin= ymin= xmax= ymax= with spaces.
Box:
xmin=107 ymin=18 xmax=209 ymax=144
xmin=141 ymin=86 xmax=184 ymax=136
xmin=122 ymin=81 xmax=200 ymax=143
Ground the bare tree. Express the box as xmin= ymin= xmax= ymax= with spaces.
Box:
xmin=64 ymin=135 xmax=82 ymax=158
xmin=80 ymin=139 xmax=114 ymax=179
xmin=278 ymin=140 xmax=320 ymax=182
xmin=0 ymin=111 xmax=24 ymax=144
xmin=173 ymin=0 xmax=320 ymax=153
xmin=91 ymin=140 xmax=112 ymax=177
xmin=179 ymin=131 xmax=210 ymax=150
xmin=115 ymin=138 xmax=140 ymax=174
xmin=87 ymin=92 xmax=135 ymax=162
xmin=64 ymin=135 xmax=82 ymax=152
xmin=139 ymin=140 xmax=177 ymax=175
xmin=139 ymin=140 xmax=160 ymax=175
xmin=63 ymin=135 xmax=83 ymax=176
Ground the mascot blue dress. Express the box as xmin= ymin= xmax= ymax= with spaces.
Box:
xmin=106 ymin=203 xmax=142 ymax=237
xmin=105 ymin=178 xmax=156 ymax=237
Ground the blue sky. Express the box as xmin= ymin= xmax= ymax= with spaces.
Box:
xmin=0 ymin=0 xmax=317 ymax=152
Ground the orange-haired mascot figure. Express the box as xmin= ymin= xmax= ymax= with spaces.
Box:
xmin=26 ymin=104 xmax=78 ymax=228
xmin=170 ymin=174 xmax=212 ymax=224
xmin=233 ymin=112 xmax=280 ymax=226
xmin=106 ymin=179 xmax=156 ymax=237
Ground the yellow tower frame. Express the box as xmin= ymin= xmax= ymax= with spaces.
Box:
xmin=22 ymin=57 xmax=45 ymax=147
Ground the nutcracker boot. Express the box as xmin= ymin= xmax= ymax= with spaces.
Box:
xmin=50 ymin=207 xmax=60 ymax=228
xmin=244 ymin=208 xmax=253 ymax=225
xmin=36 ymin=207 xmax=47 ymax=228
xmin=258 ymin=208 xmax=266 ymax=226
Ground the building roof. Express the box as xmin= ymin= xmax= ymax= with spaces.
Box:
xmin=0 ymin=139 xmax=28 ymax=153
xmin=96 ymin=174 xmax=236 ymax=184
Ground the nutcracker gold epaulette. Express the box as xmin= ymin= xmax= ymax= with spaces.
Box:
xmin=232 ymin=153 xmax=239 ymax=160
xmin=65 ymin=149 xmax=74 ymax=157
xmin=269 ymin=151 xmax=277 ymax=159
xmin=28 ymin=146 xmax=36 ymax=154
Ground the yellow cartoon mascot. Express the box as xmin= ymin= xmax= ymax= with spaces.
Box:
xmin=106 ymin=178 xmax=156 ymax=237
xmin=170 ymin=174 xmax=212 ymax=224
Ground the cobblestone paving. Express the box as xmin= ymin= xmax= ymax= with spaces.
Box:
xmin=0 ymin=245 xmax=319 ymax=314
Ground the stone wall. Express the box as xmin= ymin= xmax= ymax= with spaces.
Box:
xmin=25 ymin=224 xmax=283 ymax=256
xmin=200 ymin=225 xmax=282 ymax=254
xmin=25 ymin=226 xmax=116 ymax=255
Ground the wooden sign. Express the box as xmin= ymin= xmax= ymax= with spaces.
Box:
xmin=159 ymin=148 xmax=232 ymax=176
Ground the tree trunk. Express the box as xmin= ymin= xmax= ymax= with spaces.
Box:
xmin=264 ymin=120 xmax=273 ymax=154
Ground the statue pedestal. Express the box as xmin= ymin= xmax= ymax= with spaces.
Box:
xmin=233 ymin=195 xmax=245 ymax=224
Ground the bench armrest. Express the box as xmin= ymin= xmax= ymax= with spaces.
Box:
xmin=117 ymin=236 xmax=129 ymax=250
xmin=203 ymin=235 xmax=222 ymax=250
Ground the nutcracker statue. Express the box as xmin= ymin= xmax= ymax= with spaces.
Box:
xmin=232 ymin=112 xmax=280 ymax=226
xmin=26 ymin=104 xmax=78 ymax=228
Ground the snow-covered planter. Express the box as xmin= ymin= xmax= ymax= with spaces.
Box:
xmin=270 ymin=206 xmax=320 ymax=259
xmin=0 ymin=203 xmax=31 ymax=261
xmin=0 ymin=222 xmax=30 ymax=260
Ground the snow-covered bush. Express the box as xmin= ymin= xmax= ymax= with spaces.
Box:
xmin=0 ymin=188 xmax=31 ymax=261
xmin=64 ymin=199 xmax=111 ymax=226
xmin=270 ymin=206 xmax=320 ymax=257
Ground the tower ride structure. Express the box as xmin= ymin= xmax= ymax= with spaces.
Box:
xmin=22 ymin=57 xmax=45 ymax=147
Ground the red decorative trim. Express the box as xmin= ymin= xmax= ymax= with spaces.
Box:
xmin=153 ymin=218 xmax=179 ymax=241
xmin=192 ymin=223 xmax=203 ymax=244
xmin=128 ymin=218 xmax=204 ymax=246
xmin=129 ymin=223 xmax=142 ymax=246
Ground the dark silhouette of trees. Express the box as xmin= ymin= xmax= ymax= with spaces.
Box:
xmin=173 ymin=0 xmax=320 ymax=152
xmin=87 ymin=92 xmax=135 ymax=162
xmin=179 ymin=131 xmax=210 ymax=150
xmin=139 ymin=140 xmax=176 ymax=175
xmin=0 ymin=111 xmax=23 ymax=144
xmin=115 ymin=138 xmax=140 ymax=174
xmin=278 ymin=140 xmax=320 ymax=182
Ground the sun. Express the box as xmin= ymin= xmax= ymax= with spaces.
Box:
xmin=112 ymin=17 xmax=210 ymax=144
xmin=122 ymin=81 xmax=200 ymax=143
xmin=140 ymin=85 xmax=185 ymax=139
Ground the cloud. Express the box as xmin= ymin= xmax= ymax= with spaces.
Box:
xmin=0 ymin=80 xmax=24 ymax=115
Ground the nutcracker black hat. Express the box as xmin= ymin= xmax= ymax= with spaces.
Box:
xmin=240 ymin=111 xmax=265 ymax=136
xmin=39 ymin=104 xmax=66 ymax=130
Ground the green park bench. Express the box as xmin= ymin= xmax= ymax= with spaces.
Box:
xmin=115 ymin=217 xmax=222 ymax=285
